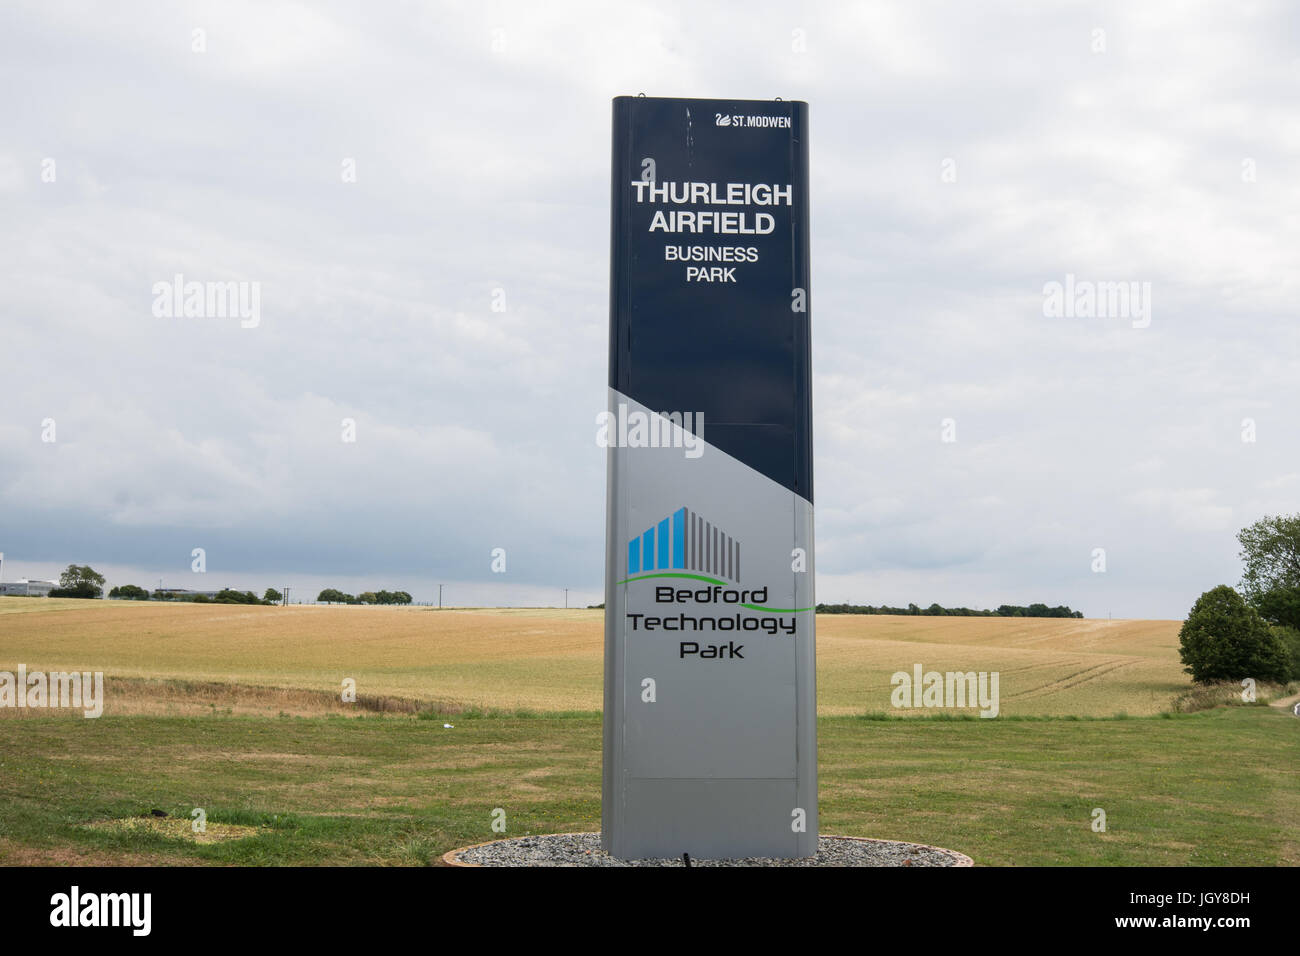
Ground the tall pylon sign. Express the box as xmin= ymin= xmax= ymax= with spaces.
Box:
xmin=602 ymin=96 xmax=816 ymax=859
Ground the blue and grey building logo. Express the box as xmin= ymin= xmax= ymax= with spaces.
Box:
xmin=627 ymin=506 xmax=741 ymax=583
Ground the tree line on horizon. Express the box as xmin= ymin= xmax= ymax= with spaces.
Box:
xmin=38 ymin=566 xmax=288 ymax=604
xmin=10 ymin=565 xmax=414 ymax=607
xmin=316 ymin=588 xmax=413 ymax=605
xmin=29 ymin=566 xmax=417 ymax=608
xmin=815 ymin=602 xmax=1084 ymax=618
xmin=112 ymin=584 xmax=284 ymax=605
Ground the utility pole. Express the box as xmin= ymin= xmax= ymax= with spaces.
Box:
xmin=564 ymin=588 xmax=569 ymax=609
xmin=438 ymin=584 xmax=443 ymax=609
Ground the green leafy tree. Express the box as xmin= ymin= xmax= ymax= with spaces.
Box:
xmin=212 ymin=589 xmax=261 ymax=605
xmin=1178 ymin=585 xmax=1288 ymax=684
xmin=109 ymin=584 xmax=150 ymax=601
xmin=57 ymin=564 xmax=105 ymax=597
xmin=1237 ymin=514 xmax=1300 ymax=602
xmin=1252 ymin=585 xmax=1300 ymax=631
xmin=1273 ymin=626 xmax=1300 ymax=682
xmin=264 ymin=588 xmax=283 ymax=604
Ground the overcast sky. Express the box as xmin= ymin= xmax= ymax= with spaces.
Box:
xmin=1 ymin=1 xmax=1296 ymax=617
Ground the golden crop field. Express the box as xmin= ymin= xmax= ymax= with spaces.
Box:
xmin=0 ymin=599 xmax=1189 ymax=717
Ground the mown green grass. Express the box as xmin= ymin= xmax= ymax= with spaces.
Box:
xmin=1 ymin=706 xmax=1294 ymax=865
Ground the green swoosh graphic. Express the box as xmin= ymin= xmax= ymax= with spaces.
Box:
xmin=613 ymin=572 xmax=724 ymax=586
xmin=614 ymin=572 xmax=812 ymax=614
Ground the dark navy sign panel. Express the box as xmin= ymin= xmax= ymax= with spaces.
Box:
xmin=608 ymin=96 xmax=813 ymax=503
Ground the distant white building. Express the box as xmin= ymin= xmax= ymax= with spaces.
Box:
xmin=0 ymin=555 xmax=59 ymax=597
xmin=153 ymin=587 xmax=223 ymax=600
xmin=0 ymin=579 xmax=57 ymax=597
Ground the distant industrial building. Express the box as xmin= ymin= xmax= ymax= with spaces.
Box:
xmin=0 ymin=552 xmax=57 ymax=596
xmin=153 ymin=587 xmax=223 ymax=600
xmin=0 ymin=579 xmax=57 ymax=597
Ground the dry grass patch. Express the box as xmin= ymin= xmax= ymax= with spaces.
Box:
xmin=82 ymin=816 xmax=264 ymax=844
xmin=0 ymin=837 xmax=165 ymax=866
xmin=0 ymin=676 xmax=467 ymax=719
xmin=1171 ymin=680 xmax=1300 ymax=713
xmin=0 ymin=604 xmax=1191 ymax=716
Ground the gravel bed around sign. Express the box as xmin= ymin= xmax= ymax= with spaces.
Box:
xmin=453 ymin=832 xmax=971 ymax=867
